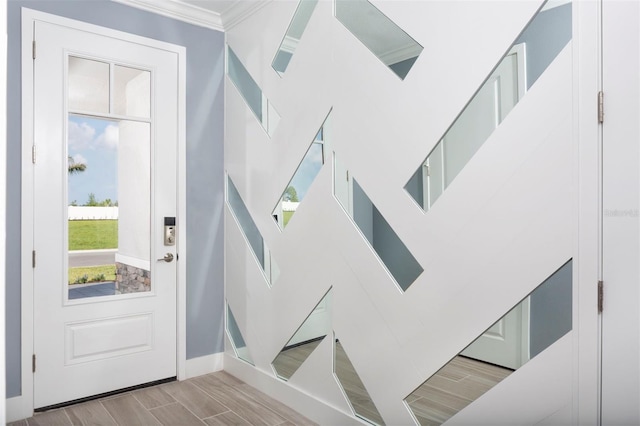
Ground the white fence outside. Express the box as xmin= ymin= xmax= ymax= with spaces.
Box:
xmin=282 ymin=201 xmax=299 ymax=212
xmin=68 ymin=206 xmax=118 ymax=220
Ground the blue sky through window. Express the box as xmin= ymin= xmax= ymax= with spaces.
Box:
xmin=68 ymin=114 xmax=119 ymax=205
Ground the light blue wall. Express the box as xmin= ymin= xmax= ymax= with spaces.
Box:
xmin=6 ymin=0 xmax=225 ymax=398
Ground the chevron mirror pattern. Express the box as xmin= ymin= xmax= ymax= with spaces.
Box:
xmin=226 ymin=303 xmax=254 ymax=365
xmin=335 ymin=0 xmax=423 ymax=79
xmin=272 ymin=111 xmax=331 ymax=230
xmin=405 ymin=1 xmax=572 ymax=211
xmin=405 ymin=260 xmax=572 ymax=425
xmin=334 ymin=154 xmax=423 ymax=292
xmin=272 ymin=0 xmax=319 ymax=75
xmin=272 ymin=289 xmax=332 ymax=380
xmin=227 ymin=46 xmax=281 ymax=137
xmin=225 ymin=0 xmax=575 ymax=423
xmin=227 ymin=175 xmax=279 ymax=285
xmin=335 ymin=337 xmax=385 ymax=425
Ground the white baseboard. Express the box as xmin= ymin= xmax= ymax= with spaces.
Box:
xmin=185 ymin=352 xmax=224 ymax=379
xmin=7 ymin=395 xmax=32 ymax=423
xmin=224 ymin=354 xmax=363 ymax=425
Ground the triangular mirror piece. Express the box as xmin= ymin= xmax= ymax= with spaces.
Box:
xmin=226 ymin=303 xmax=254 ymax=365
xmin=405 ymin=259 xmax=572 ymax=425
xmin=334 ymin=336 xmax=385 ymax=425
xmin=272 ymin=289 xmax=332 ymax=380
xmin=273 ymin=111 xmax=331 ymax=230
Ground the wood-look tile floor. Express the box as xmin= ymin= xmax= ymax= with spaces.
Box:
xmin=273 ymin=341 xmax=513 ymax=426
xmin=9 ymin=371 xmax=317 ymax=426
xmin=407 ymin=356 xmax=513 ymax=426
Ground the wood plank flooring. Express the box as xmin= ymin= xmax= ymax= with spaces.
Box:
xmin=9 ymin=371 xmax=316 ymax=426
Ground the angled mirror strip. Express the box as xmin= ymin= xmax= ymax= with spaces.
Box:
xmin=273 ymin=111 xmax=331 ymax=229
xmin=405 ymin=1 xmax=572 ymax=211
xmin=405 ymin=260 xmax=572 ymax=425
xmin=335 ymin=337 xmax=385 ymax=425
xmin=226 ymin=303 xmax=254 ymax=365
xmin=334 ymin=154 xmax=423 ymax=292
xmin=335 ymin=0 xmax=423 ymax=80
xmin=227 ymin=175 xmax=279 ymax=285
xmin=272 ymin=0 xmax=319 ymax=75
xmin=227 ymin=46 xmax=281 ymax=137
xmin=272 ymin=289 xmax=332 ymax=380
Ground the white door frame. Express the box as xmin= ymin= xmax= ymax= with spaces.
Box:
xmin=18 ymin=8 xmax=186 ymax=419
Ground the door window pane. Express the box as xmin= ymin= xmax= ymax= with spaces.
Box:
xmin=68 ymin=115 xmax=151 ymax=300
xmin=114 ymin=65 xmax=151 ymax=118
xmin=68 ymin=56 xmax=110 ymax=113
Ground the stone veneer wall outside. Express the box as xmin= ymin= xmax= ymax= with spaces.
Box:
xmin=116 ymin=262 xmax=151 ymax=294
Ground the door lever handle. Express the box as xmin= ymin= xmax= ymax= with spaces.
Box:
xmin=157 ymin=253 xmax=174 ymax=263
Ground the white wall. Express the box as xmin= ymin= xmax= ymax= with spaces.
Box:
xmin=224 ymin=1 xmax=588 ymax=424
xmin=117 ymin=120 xmax=150 ymax=267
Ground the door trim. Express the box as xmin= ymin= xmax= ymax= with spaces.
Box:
xmin=19 ymin=8 xmax=186 ymax=419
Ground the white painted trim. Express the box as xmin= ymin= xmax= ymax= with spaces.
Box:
xmin=224 ymin=354 xmax=365 ymax=425
xmin=184 ymin=353 xmax=224 ymax=379
xmin=113 ymin=0 xmax=273 ymax=32
xmin=112 ymin=0 xmax=224 ymax=31
xmin=20 ymin=8 xmax=36 ymax=420
xmin=222 ymin=0 xmax=273 ymax=31
xmin=0 ymin=0 xmax=7 ymax=423
xmin=20 ymin=7 xmax=187 ymax=411
xmin=572 ymin=1 xmax=601 ymax=424
xmin=7 ymin=396 xmax=30 ymax=423
xmin=378 ymin=42 xmax=423 ymax=66
xmin=177 ymin=38 xmax=188 ymax=381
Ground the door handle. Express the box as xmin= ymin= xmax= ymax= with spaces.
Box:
xmin=157 ymin=253 xmax=174 ymax=263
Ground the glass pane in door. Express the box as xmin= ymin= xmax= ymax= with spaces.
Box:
xmin=114 ymin=65 xmax=151 ymax=118
xmin=68 ymin=115 xmax=151 ymax=300
xmin=68 ymin=56 xmax=110 ymax=113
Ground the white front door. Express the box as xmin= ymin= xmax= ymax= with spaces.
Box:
xmin=30 ymin=18 xmax=179 ymax=409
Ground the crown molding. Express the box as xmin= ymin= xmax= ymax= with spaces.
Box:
xmin=112 ymin=0 xmax=272 ymax=32
xmin=113 ymin=0 xmax=225 ymax=31
xmin=221 ymin=0 xmax=272 ymax=31
xmin=378 ymin=43 xmax=423 ymax=66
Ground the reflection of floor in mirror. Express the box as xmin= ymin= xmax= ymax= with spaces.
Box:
xmin=335 ymin=341 xmax=385 ymax=426
xmin=407 ymin=356 xmax=513 ymax=425
xmin=272 ymin=338 xmax=324 ymax=379
xmin=274 ymin=339 xmax=385 ymax=424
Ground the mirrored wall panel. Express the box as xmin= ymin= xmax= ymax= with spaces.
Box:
xmin=334 ymin=154 xmax=423 ymax=291
xmin=227 ymin=175 xmax=279 ymax=285
xmin=227 ymin=46 xmax=281 ymax=137
xmin=335 ymin=337 xmax=385 ymax=425
xmin=405 ymin=260 xmax=572 ymax=425
xmin=273 ymin=112 xmax=330 ymax=229
xmin=227 ymin=303 xmax=254 ymax=365
xmin=405 ymin=1 xmax=572 ymax=211
xmin=335 ymin=0 xmax=423 ymax=79
xmin=272 ymin=0 xmax=319 ymax=75
xmin=272 ymin=289 xmax=332 ymax=380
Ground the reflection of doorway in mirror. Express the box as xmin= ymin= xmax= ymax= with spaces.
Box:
xmin=461 ymin=299 xmax=530 ymax=370
xmin=422 ymin=43 xmax=526 ymax=209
